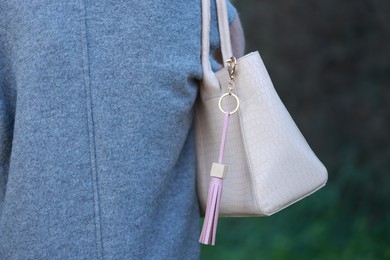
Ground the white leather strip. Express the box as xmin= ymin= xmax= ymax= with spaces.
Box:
xmin=202 ymin=0 xmax=220 ymax=91
xmin=216 ymin=0 xmax=233 ymax=64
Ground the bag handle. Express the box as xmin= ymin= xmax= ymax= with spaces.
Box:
xmin=215 ymin=0 xmax=233 ymax=63
xmin=201 ymin=0 xmax=233 ymax=88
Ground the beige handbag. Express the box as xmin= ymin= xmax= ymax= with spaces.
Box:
xmin=196 ymin=0 xmax=328 ymax=245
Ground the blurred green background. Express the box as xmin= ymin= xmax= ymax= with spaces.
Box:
xmin=201 ymin=0 xmax=390 ymax=259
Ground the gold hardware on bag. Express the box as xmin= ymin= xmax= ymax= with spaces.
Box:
xmin=226 ymin=57 xmax=237 ymax=95
xmin=218 ymin=56 xmax=240 ymax=115
xmin=226 ymin=57 xmax=237 ymax=80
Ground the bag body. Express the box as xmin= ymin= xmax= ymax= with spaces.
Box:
xmin=196 ymin=51 xmax=328 ymax=216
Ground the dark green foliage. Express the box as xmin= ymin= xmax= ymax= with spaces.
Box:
xmin=201 ymin=0 xmax=390 ymax=258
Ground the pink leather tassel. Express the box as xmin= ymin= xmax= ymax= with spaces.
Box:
xmin=199 ymin=112 xmax=230 ymax=245
xmin=199 ymin=177 xmax=223 ymax=245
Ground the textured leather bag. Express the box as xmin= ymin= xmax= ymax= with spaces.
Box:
xmin=196 ymin=0 xmax=328 ymax=245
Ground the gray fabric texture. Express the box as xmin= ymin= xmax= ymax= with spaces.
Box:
xmin=0 ymin=0 xmax=237 ymax=259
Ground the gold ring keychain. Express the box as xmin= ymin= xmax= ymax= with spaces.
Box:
xmin=218 ymin=93 xmax=240 ymax=115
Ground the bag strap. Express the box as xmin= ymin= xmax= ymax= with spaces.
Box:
xmin=201 ymin=0 xmax=233 ymax=88
xmin=215 ymin=0 xmax=233 ymax=63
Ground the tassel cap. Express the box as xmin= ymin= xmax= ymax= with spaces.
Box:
xmin=210 ymin=163 xmax=228 ymax=179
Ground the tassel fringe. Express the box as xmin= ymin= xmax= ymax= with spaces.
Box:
xmin=199 ymin=112 xmax=231 ymax=245
xmin=199 ymin=177 xmax=224 ymax=245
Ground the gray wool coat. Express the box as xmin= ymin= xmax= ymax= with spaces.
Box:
xmin=0 ymin=0 xmax=237 ymax=259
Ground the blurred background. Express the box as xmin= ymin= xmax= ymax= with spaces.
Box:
xmin=201 ymin=0 xmax=390 ymax=259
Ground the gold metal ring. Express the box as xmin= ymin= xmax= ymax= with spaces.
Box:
xmin=218 ymin=93 xmax=240 ymax=115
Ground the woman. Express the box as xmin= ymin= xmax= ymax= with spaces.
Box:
xmin=0 ymin=0 xmax=244 ymax=258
